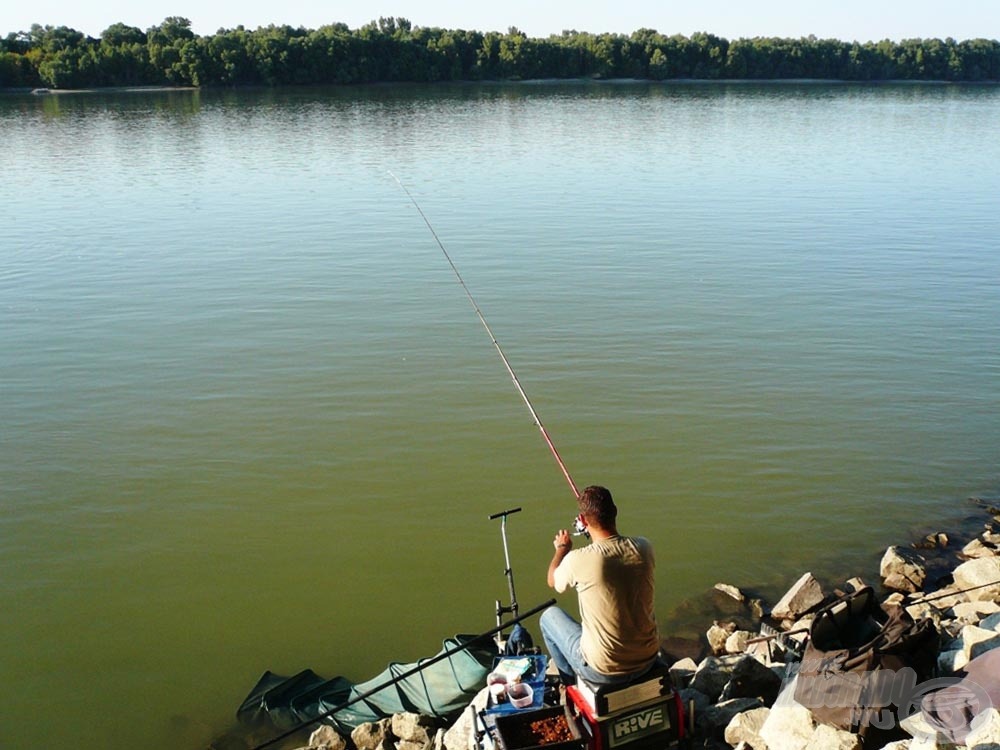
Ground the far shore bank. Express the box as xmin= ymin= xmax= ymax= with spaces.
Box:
xmin=4 ymin=78 xmax=998 ymax=97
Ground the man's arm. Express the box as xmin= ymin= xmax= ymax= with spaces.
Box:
xmin=547 ymin=529 xmax=573 ymax=589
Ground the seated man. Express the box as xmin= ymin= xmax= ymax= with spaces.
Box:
xmin=541 ymin=485 xmax=659 ymax=686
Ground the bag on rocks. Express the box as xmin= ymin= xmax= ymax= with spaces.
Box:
xmin=793 ymin=586 xmax=938 ymax=736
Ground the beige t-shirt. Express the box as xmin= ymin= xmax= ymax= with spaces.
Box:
xmin=553 ymin=535 xmax=659 ymax=675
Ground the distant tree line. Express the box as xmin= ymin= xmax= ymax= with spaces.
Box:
xmin=2 ymin=16 xmax=998 ymax=89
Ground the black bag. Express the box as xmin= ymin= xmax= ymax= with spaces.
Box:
xmin=794 ymin=587 xmax=939 ymax=735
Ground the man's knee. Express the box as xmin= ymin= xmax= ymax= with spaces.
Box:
xmin=539 ymin=606 xmax=556 ymax=634
xmin=539 ymin=605 xmax=566 ymax=630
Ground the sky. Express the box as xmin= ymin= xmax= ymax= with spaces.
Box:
xmin=3 ymin=0 xmax=998 ymax=42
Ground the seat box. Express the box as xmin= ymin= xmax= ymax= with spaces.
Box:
xmin=571 ymin=664 xmax=672 ymax=718
xmin=567 ymin=686 xmax=685 ymax=750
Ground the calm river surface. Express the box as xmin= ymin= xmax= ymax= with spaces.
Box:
xmin=2 ymin=82 xmax=999 ymax=749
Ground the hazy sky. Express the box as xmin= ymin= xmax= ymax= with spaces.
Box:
xmin=4 ymin=0 xmax=998 ymax=42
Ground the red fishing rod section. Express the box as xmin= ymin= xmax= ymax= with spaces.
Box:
xmin=391 ymin=172 xmax=580 ymax=500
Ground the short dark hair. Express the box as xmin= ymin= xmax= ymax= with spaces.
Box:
xmin=578 ymin=485 xmax=617 ymax=528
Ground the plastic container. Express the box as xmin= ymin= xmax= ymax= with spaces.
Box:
xmin=508 ymin=682 xmax=534 ymax=709
xmin=483 ymin=655 xmax=547 ymax=717
xmin=487 ymin=671 xmax=508 ymax=686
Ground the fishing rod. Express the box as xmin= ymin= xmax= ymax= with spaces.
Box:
xmin=909 ymin=578 xmax=1000 ymax=605
xmin=745 ymin=579 xmax=1000 ymax=647
xmin=390 ymin=172 xmax=580 ymax=500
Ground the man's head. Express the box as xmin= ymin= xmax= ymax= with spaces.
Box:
xmin=577 ymin=485 xmax=617 ymax=530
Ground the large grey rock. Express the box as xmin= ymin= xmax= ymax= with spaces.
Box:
xmin=725 ymin=630 xmax=756 ymax=654
xmin=844 ymin=577 xmax=869 ymax=593
xmin=899 ymin=711 xmax=957 ymax=747
xmin=880 ymin=546 xmax=928 ymax=593
xmin=308 ymin=725 xmax=347 ymax=750
xmin=771 ymin=573 xmax=824 ymax=622
xmin=724 ymin=706 xmax=770 ymax=749
xmin=937 ymin=648 xmax=968 ymax=675
xmin=914 ymin=532 xmax=949 ymax=550
xmin=963 ymin=538 xmax=999 ymax=559
xmin=442 ymin=688 xmax=489 ymax=750
xmin=392 ymin=712 xmax=435 ymax=744
xmin=700 ymin=697 xmax=762 ymax=735
xmin=964 ymin=707 xmax=1000 ymax=748
xmin=759 ymin=676 xmax=815 ymax=750
xmin=669 ymin=657 xmax=697 ymax=689
xmin=715 ymin=582 xmax=746 ymax=602
xmin=960 ymin=625 xmax=1000 ymax=660
xmin=981 ymin=612 xmax=1000 ymax=632
xmin=953 ymin=558 xmax=1000 ymax=602
xmin=884 ymin=592 xmax=907 ymax=608
xmin=352 ymin=719 xmax=393 ymax=750
xmin=811 ymin=723 xmax=862 ymax=750
xmin=951 ymin=600 xmax=1000 ymax=625
xmin=690 ymin=655 xmax=741 ymax=702
xmin=707 ymin=621 xmax=737 ymax=655
xmin=760 ymin=703 xmax=814 ymax=750
xmin=719 ymin=654 xmax=783 ymax=706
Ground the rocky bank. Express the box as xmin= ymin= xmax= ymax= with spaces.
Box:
xmin=234 ymin=498 xmax=1000 ymax=750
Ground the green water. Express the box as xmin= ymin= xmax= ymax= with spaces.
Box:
xmin=2 ymin=82 xmax=999 ymax=749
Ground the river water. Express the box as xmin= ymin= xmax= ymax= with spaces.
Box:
xmin=2 ymin=82 xmax=999 ymax=749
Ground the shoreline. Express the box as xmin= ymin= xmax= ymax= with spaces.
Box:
xmin=5 ymin=85 xmax=198 ymax=95
xmin=225 ymin=497 xmax=1000 ymax=750
xmin=706 ymin=494 xmax=993 ymax=612
xmin=4 ymin=78 xmax=998 ymax=96
xmin=660 ymin=496 xmax=994 ymax=647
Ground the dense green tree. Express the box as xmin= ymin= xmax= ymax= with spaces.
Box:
xmin=0 ymin=49 xmax=39 ymax=86
xmin=958 ymin=38 xmax=999 ymax=80
xmin=101 ymin=23 xmax=146 ymax=46
xmin=1 ymin=17 xmax=997 ymax=89
xmin=147 ymin=17 xmax=194 ymax=47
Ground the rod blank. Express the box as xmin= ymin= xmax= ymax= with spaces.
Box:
xmin=391 ymin=172 xmax=580 ymax=499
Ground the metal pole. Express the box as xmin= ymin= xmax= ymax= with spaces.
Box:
xmin=489 ymin=508 xmax=521 ymax=634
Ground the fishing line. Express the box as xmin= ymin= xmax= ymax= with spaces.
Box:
xmin=390 ymin=171 xmax=579 ymax=499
